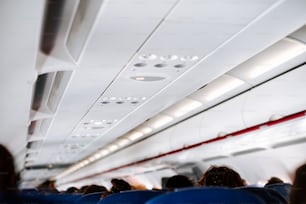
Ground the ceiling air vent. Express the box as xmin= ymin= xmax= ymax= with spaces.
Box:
xmin=26 ymin=140 xmax=43 ymax=150
xmin=31 ymin=71 xmax=72 ymax=114
xmin=66 ymin=0 xmax=104 ymax=61
xmin=272 ymin=137 xmax=306 ymax=149
xmin=231 ymin=148 xmax=266 ymax=156
xmin=202 ymin=156 xmax=228 ymax=162
xmin=28 ymin=119 xmax=52 ymax=140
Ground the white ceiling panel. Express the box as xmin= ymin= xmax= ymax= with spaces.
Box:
xmin=0 ymin=0 xmax=45 ymax=163
xmin=2 ymin=0 xmax=305 ymax=184
xmin=140 ymin=0 xmax=278 ymax=55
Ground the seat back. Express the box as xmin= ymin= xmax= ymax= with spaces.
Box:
xmin=266 ymin=183 xmax=291 ymax=202
xmin=75 ymin=192 xmax=103 ymax=204
xmin=97 ymin=190 xmax=164 ymax=204
xmin=145 ymin=187 xmax=265 ymax=204
xmin=238 ymin=186 xmax=287 ymax=204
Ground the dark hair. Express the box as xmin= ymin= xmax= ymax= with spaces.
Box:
xmin=80 ymin=185 xmax=89 ymax=193
xmin=83 ymin=184 xmax=107 ymax=195
xmin=198 ymin=165 xmax=245 ymax=188
xmin=290 ymin=163 xmax=306 ymax=204
xmin=165 ymin=175 xmax=194 ymax=191
xmin=110 ymin=178 xmax=131 ymax=193
xmin=264 ymin=177 xmax=284 ymax=187
xmin=0 ymin=144 xmax=17 ymax=196
xmin=66 ymin=186 xmax=79 ymax=194
xmin=37 ymin=179 xmax=59 ymax=194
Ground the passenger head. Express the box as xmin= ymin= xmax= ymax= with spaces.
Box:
xmin=83 ymin=184 xmax=107 ymax=195
xmin=198 ymin=165 xmax=245 ymax=188
xmin=80 ymin=185 xmax=89 ymax=193
xmin=110 ymin=178 xmax=131 ymax=193
xmin=66 ymin=186 xmax=79 ymax=194
xmin=290 ymin=163 xmax=306 ymax=204
xmin=0 ymin=144 xmax=17 ymax=195
xmin=165 ymin=175 xmax=194 ymax=191
xmin=37 ymin=179 xmax=59 ymax=194
xmin=264 ymin=177 xmax=284 ymax=187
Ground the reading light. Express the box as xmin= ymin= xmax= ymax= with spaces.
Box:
xmin=200 ymin=75 xmax=244 ymax=102
xmin=160 ymin=55 xmax=178 ymax=61
xmin=138 ymin=53 xmax=157 ymax=61
xmin=93 ymin=121 xmax=103 ymax=125
xmin=180 ymin=55 xmax=199 ymax=62
xmin=240 ymin=38 xmax=306 ymax=79
xmin=170 ymin=98 xmax=202 ymax=117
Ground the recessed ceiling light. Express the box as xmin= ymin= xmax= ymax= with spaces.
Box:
xmin=83 ymin=160 xmax=89 ymax=165
xmin=141 ymin=127 xmax=153 ymax=134
xmin=130 ymin=76 xmax=166 ymax=81
xmin=108 ymin=144 xmax=119 ymax=152
xmin=138 ymin=53 xmax=157 ymax=61
xmin=160 ymin=55 xmax=178 ymax=61
xmin=117 ymin=138 xmax=130 ymax=147
xmin=93 ymin=121 xmax=103 ymax=125
xmin=88 ymin=157 xmax=95 ymax=162
xmin=98 ymin=149 xmax=109 ymax=156
xmin=93 ymin=153 xmax=102 ymax=160
xmin=234 ymin=38 xmax=306 ymax=79
xmin=150 ymin=115 xmax=174 ymax=129
xmin=170 ymin=99 xmax=202 ymax=117
xmin=199 ymin=75 xmax=244 ymax=102
xmin=128 ymin=131 xmax=144 ymax=141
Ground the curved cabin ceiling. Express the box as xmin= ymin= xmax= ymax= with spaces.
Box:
xmin=0 ymin=0 xmax=306 ymax=188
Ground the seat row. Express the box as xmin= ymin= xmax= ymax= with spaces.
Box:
xmin=18 ymin=183 xmax=290 ymax=204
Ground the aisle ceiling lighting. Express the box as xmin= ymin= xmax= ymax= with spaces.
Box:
xmin=55 ymin=36 xmax=306 ymax=181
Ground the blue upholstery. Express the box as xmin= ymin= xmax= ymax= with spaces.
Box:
xmin=1 ymin=192 xmax=81 ymax=204
xmin=265 ymin=183 xmax=291 ymax=202
xmin=145 ymin=187 xmax=265 ymax=204
xmin=75 ymin=192 xmax=103 ymax=204
xmin=97 ymin=190 xmax=164 ymax=204
xmin=238 ymin=186 xmax=287 ymax=204
xmin=21 ymin=193 xmax=82 ymax=204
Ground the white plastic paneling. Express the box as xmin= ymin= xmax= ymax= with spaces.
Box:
xmin=0 ymin=0 xmax=45 ymax=165
xmin=242 ymin=65 xmax=306 ymax=127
